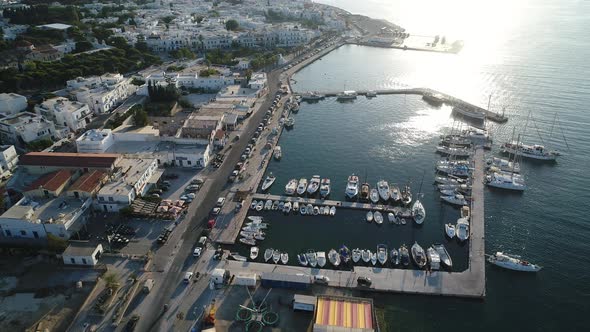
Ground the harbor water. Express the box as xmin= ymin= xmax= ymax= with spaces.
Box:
xmin=252 ymin=0 xmax=589 ymax=329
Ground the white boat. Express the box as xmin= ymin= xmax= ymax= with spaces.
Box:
xmin=272 ymin=250 xmax=281 ymax=264
xmin=486 ymin=172 xmax=526 ymax=191
xmin=434 ymin=176 xmax=465 ymax=185
xmin=296 ymin=178 xmax=308 ymax=196
xmin=366 ymin=90 xmax=377 ymax=98
xmin=361 ymin=250 xmax=371 ymax=263
xmin=352 ymin=248 xmax=362 ymax=263
xmin=313 ymin=206 xmax=320 ymax=215
xmin=436 ymin=164 xmax=471 ymax=177
xmin=256 ymin=201 xmax=264 ymax=211
xmin=306 ymin=204 xmax=313 ymax=214
xmin=271 ymin=200 xmax=279 ymax=210
xmin=247 ymin=216 xmax=263 ymax=222
xmin=345 ymin=174 xmax=359 ymax=199
xmin=411 ymin=242 xmax=427 ymax=269
xmin=261 ymin=173 xmax=276 ymax=191
xmin=320 ymin=178 xmax=331 ymax=198
xmin=501 ymin=141 xmax=559 ymax=161
xmin=436 ymin=145 xmax=472 ymax=157
xmin=316 ymin=251 xmax=326 ymax=267
xmin=283 ymin=201 xmax=292 ymax=213
xmin=487 ymin=157 xmax=521 ymax=173
xmin=387 ymin=212 xmax=396 ymax=223
xmin=307 ymin=175 xmax=321 ymax=195
xmin=264 ymin=248 xmax=273 ymax=262
xmin=461 ymin=206 xmax=471 ymax=219
xmin=432 ymin=243 xmax=453 ymax=268
xmin=401 ymin=185 xmax=412 ymax=205
xmin=280 ymin=252 xmax=289 ymax=264
xmin=230 ymin=252 xmax=248 ymax=262
xmin=452 ymin=106 xmax=485 ymax=121
xmin=239 ymin=237 xmax=256 ymax=246
xmin=264 ymin=200 xmax=273 ymax=210
xmin=441 ymin=194 xmax=468 ymax=206
xmin=370 ymin=252 xmax=377 ymax=266
xmin=273 ymin=146 xmax=282 ymax=160
xmin=319 ymin=206 xmax=325 ymax=215
xmin=285 ymin=179 xmax=298 ymax=195
xmin=250 ymin=200 xmax=257 ymax=210
xmin=390 ymin=186 xmax=401 ymax=203
xmin=329 ymin=206 xmax=336 ymax=216
xmin=390 ymin=249 xmax=400 ymax=266
xmin=323 ymin=206 xmax=330 ymax=216
xmin=438 ymin=183 xmax=471 ymax=192
xmin=250 ymin=247 xmax=259 ymax=260
xmin=300 ymin=205 xmax=307 ymax=215
xmin=412 ymin=200 xmax=426 ymax=224
xmin=445 ymin=223 xmax=456 ymax=238
xmin=377 ymin=180 xmax=390 ymax=201
xmin=427 ymin=247 xmax=441 ymax=270
xmin=456 ymin=217 xmax=470 ymax=241
xmin=369 ymin=189 xmax=380 ymax=204
xmin=336 ymin=90 xmax=357 ymax=100
xmin=374 ymin=211 xmax=383 ymax=225
xmin=377 ymin=244 xmax=388 ymax=265
xmin=487 ymin=252 xmax=542 ymax=272
xmin=328 ymin=249 xmax=341 ymax=267
xmin=366 ymin=211 xmax=374 ymax=223
xmin=307 ymin=251 xmax=317 ymax=267
xmin=293 ymin=201 xmax=299 ymax=212
xmin=284 ymin=117 xmax=295 ymax=128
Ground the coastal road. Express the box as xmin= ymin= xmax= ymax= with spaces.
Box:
xmin=133 ymin=70 xmax=281 ymax=332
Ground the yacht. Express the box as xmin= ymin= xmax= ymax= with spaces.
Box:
xmin=377 ymin=180 xmax=390 ymax=201
xmin=369 ymin=189 xmax=380 ymax=204
xmin=307 ymin=175 xmax=321 ymax=195
xmin=285 ymin=179 xmax=298 ymax=195
xmin=250 ymin=247 xmax=259 ymax=260
xmin=366 ymin=90 xmax=377 ymax=98
xmin=374 ymin=211 xmax=384 ymax=225
xmin=487 ymin=252 xmax=542 ymax=272
xmin=366 ymin=211 xmax=374 ymax=223
xmin=361 ymin=249 xmax=371 ymax=263
xmin=345 ymin=174 xmax=360 ymax=199
xmin=456 ymin=217 xmax=470 ymax=241
xmin=445 ymin=223 xmax=456 ymax=238
xmin=426 ymin=247 xmax=441 ymax=270
xmin=352 ymin=248 xmax=362 ymax=263
xmin=452 ymin=106 xmax=485 ymax=121
xmin=264 ymin=248 xmax=273 ymax=262
xmin=441 ymin=194 xmax=468 ymax=206
xmin=436 ymin=145 xmax=472 ymax=157
xmin=360 ymin=182 xmax=370 ymax=201
xmin=307 ymin=251 xmax=317 ymax=267
xmin=328 ymin=249 xmax=341 ymax=267
xmin=319 ymin=178 xmax=331 ymax=198
xmin=390 ymin=248 xmax=400 ymax=266
xmin=411 ymin=242 xmax=427 ymax=269
xmin=296 ymin=178 xmax=308 ymax=196
xmin=272 ymin=250 xmax=281 ymax=264
xmin=399 ymin=245 xmax=410 ymax=267
xmin=280 ymin=252 xmax=289 ymax=264
xmin=501 ymin=141 xmax=559 ymax=161
xmin=316 ymin=251 xmax=326 ymax=267
xmin=336 ymin=90 xmax=357 ymax=101
xmin=412 ymin=200 xmax=426 ymax=225
xmin=487 ymin=157 xmax=521 ymax=173
xmin=390 ymin=186 xmax=401 ymax=203
xmin=297 ymin=253 xmax=308 ymax=266
xmin=273 ymin=146 xmax=282 ymax=160
xmin=377 ymin=244 xmax=388 ymax=265
xmin=401 ymin=185 xmax=412 ymax=205
xmin=284 ymin=117 xmax=295 ymax=128
xmin=432 ymin=243 xmax=453 ymax=268
xmin=261 ymin=173 xmax=276 ymax=191
xmin=486 ymin=172 xmax=526 ymax=191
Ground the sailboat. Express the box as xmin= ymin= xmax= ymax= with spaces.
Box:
xmin=412 ymin=173 xmax=426 ymax=224
xmin=488 ymin=135 xmax=526 ymax=191
xmin=501 ymin=114 xmax=561 ymax=161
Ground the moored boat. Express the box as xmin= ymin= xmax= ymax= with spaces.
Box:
xmin=374 ymin=211 xmax=383 ymax=224
xmin=264 ymin=248 xmax=273 ymax=262
xmin=261 ymin=173 xmax=276 ymax=191
xmin=366 ymin=211 xmax=374 ymax=223
xmin=320 ymin=178 xmax=331 ymax=198
xmin=412 ymin=199 xmax=426 ymax=224
xmin=361 ymin=249 xmax=371 ymax=263
xmin=296 ymin=178 xmax=308 ymax=196
xmin=316 ymin=251 xmax=326 ymax=267
xmin=283 ymin=201 xmax=292 ymax=213
xmin=441 ymin=194 xmax=468 ymax=206
xmin=411 ymin=242 xmax=427 ymax=269
xmin=352 ymin=248 xmax=362 ymax=263
xmin=297 ymin=253 xmax=308 ymax=266
xmin=264 ymin=200 xmax=272 ymax=210
xmin=285 ymin=178 xmax=298 ymax=195
xmin=345 ymin=174 xmax=360 ymax=199
xmin=400 ymin=245 xmax=410 ymax=267
xmin=273 ymin=146 xmax=282 ymax=160
xmin=390 ymin=248 xmax=400 ymax=266
xmin=377 ymin=244 xmax=388 ymax=265
xmin=307 ymin=250 xmax=317 ymax=267
xmin=432 ymin=243 xmax=453 ymax=268
xmin=369 ymin=188 xmax=380 ymax=204
xmin=256 ymin=201 xmax=264 ymax=211
xmin=456 ymin=217 xmax=470 ymax=241
xmin=230 ymin=252 xmax=248 ymax=262
xmin=445 ymin=223 xmax=456 ymax=238
xmin=280 ymin=252 xmax=289 ymax=264
xmin=250 ymin=247 xmax=259 ymax=260
xmin=329 ymin=206 xmax=336 ymax=216
xmin=377 ymin=180 xmax=390 ymax=201
xmin=337 ymin=90 xmax=357 ymax=100
xmin=272 ymin=250 xmax=281 ymax=264
xmin=390 ymin=186 xmax=401 ymax=203
xmin=387 ymin=212 xmax=396 ymax=224
xmin=370 ymin=252 xmax=377 ymax=266
xmin=401 ymin=185 xmax=412 ymax=205
xmin=487 ymin=252 xmax=542 ymax=272
xmin=360 ymin=183 xmax=370 ymax=201
xmin=427 ymin=246 xmax=441 ymax=270
xmin=328 ymin=249 xmax=341 ymax=267
xmin=501 ymin=141 xmax=559 ymax=161
xmin=250 ymin=200 xmax=257 ymax=210
xmin=307 ymin=175 xmax=321 ymax=195
xmin=293 ymin=201 xmax=299 ymax=212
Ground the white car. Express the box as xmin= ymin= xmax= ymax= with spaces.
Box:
xmin=193 ymin=247 xmax=202 ymax=257
xmin=187 ymin=193 xmax=196 ymax=199
xmin=216 ymin=197 xmax=226 ymax=207
xmin=314 ymin=275 xmax=330 ymax=284
xmin=183 ymin=272 xmax=193 ymax=283
xmin=180 ymin=195 xmax=189 ymax=201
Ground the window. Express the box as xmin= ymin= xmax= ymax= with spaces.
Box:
xmin=33 ymin=231 xmax=39 ymax=239
xmin=71 ymin=258 xmax=75 ymax=264
xmin=20 ymin=230 xmax=26 ymax=236
xmin=5 ymin=230 xmax=11 ymax=237
xmin=99 ymin=196 xmax=105 ymax=202
xmin=82 ymin=258 xmax=87 ymax=265
xmin=108 ymin=197 xmax=114 ymax=202
xmin=187 ymin=160 xmax=191 ymax=165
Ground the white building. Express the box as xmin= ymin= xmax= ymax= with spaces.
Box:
xmin=67 ymin=74 xmax=137 ymax=114
xmin=76 ymin=129 xmax=115 ymax=153
xmin=0 ymin=145 xmax=18 ymax=177
xmin=141 ymin=71 xmax=236 ymax=93
xmin=62 ymin=243 xmax=103 ymax=266
xmin=0 ymin=112 xmax=64 ymax=145
xmin=0 ymin=93 xmax=28 ymax=116
xmin=35 ymin=97 xmax=93 ymax=132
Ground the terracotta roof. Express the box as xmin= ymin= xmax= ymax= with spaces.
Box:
xmin=19 ymin=152 xmax=120 ymax=169
xmin=26 ymin=170 xmax=72 ymax=192
xmin=214 ymin=130 xmax=226 ymax=139
xmin=68 ymin=170 xmax=107 ymax=193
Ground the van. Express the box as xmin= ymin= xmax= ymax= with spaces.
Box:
xmin=183 ymin=272 xmax=193 ymax=283
xmin=143 ymin=278 xmax=155 ymax=293
xmin=198 ymin=236 xmax=207 ymax=247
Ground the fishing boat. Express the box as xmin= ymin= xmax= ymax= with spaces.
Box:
xmin=273 ymin=146 xmax=282 ymax=160
xmin=360 ymin=183 xmax=370 ymax=201
xmin=293 ymin=201 xmax=299 ymax=212
xmin=250 ymin=247 xmax=259 ymax=260
xmin=456 ymin=217 xmax=470 ymax=241
xmin=307 ymin=175 xmax=321 ymax=195
xmin=329 ymin=206 xmax=336 ymax=216
xmin=400 ymin=245 xmax=410 ymax=267
xmin=411 ymin=242 xmax=427 ymax=269
xmin=285 ymin=179 xmax=298 ymax=195
xmin=352 ymin=248 xmax=362 ymax=263
xmin=230 ymin=252 xmax=248 ymax=262
xmin=501 ymin=141 xmax=559 ymax=161
xmin=377 ymin=180 xmax=390 ymax=201
xmin=452 ymin=106 xmax=486 ymax=121
xmin=390 ymin=248 xmax=400 ymax=266
xmin=307 ymin=250 xmax=318 ymax=267
xmin=374 ymin=211 xmax=383 ymax=224
xmin=387 ymin=212 xmax=396 ymax=224
xmin=486 ymin=171 xmax=526 ymax=191
xmin=445 ymin=223 xmax=456 ymax=238
xmin=412 ymin=200 xmax=426 ymax=225
xmin=401 ymin=185 xmax=412 ymax=205
xmin=264 ymin=248 xmax=273 ymax=262
xmin=316 ymin=251 xmax=326 ymax=267
xmin=345 ymin=174 xmax=360 ymax=199
xmin=256 ymin=201 xmax=264 ymax=211
xmin=339 ymin=245 xmax=351 ymax=264
xmin=427 ymin=247 xmax=441 ymax=270
xmin=280 ymin=252 xmax=289 ymax=264
xmin=370 ymin=252 xmax=377 ymax=266
xmin=369 ymin=188 xmax=380 ymax=204
xmin=250 ymin=200 xmax=257 ymax=210
xmin=390 ymin=186 xmax=401 ymax=203
xmin=366 ymin=211 xmax=374 ymax=223
xmin=361 ymin=249 xmax=371 ymax=263
xmin=296 ymin=178 xmax=308 ymax=196
xmin=320 ymin=178 xmax=331 ymax=198
xmin=313 ymin=206 xmax=320 ymax=215
xmin=264 ymin=200 xmax=273 ymax=210
xmin=328 ymin=249 xmax=341 ymax=267
xmin=272 ymin=250 xmax=281 ymax=264
xmin=377 ymin=244 xmax=388 ymax=265
xmin=441 ymin=194 xmax=468 ymax=206
xmin=436 ymin=145 xmax=473 ymax=157
xmin=487 ymin=252 xmax=542 ymax=272
xmin=432 ymin=243 xmax=453 ymax=268
xmin=297 ymin=253 xmax=308 ymax=266
xmin=261 ymin=173 xmax=276 ymax=191
xmin=284 ymin=117 xmax=295 ymax=128
xmin=239 ymin=237 xmax=256 ymax=246
xmin=336 ymin=90 xmax=357 ymax=100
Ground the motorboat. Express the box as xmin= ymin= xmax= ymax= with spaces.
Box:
xmin=272 ymin=250 xmax=281 ymax=264
xmin=320 ymin=178 xmax=331 ymax=198
xmin=390 ymin=186 xmax=401 ymax=203
xmin=250 ymin=200 xmax=257 ymax=210
xmin=261 ymin=173 xmax=276 ymax=191
xmin=248 ymin=216 xmax=263 ymax=222
xmin=440 ymin=189 xmax=458 ymax=196
xmin=427 ymin=247 xmax=441 ymax=270
xmin=436 ymin=145 xmax=472 ymax=157
xmin=501 ymin=141 xmax=559 ymax=161
xmin=361 ymin=250 xmax=371 ymax=263
xmin=264 ymin=200 xmax=273 ymax=210
xmin=377 ymin=244 xmax=388 ymax=265
xmin=441 ymin=194 xmax=468 ymax=206
xmin=283 ymin=202 xmax=292 ymax=214
xmin=296 ymin=178 xmax=308 ymax=196
xmin=278 ymin=201 xmax=284 ymax=210
xmin=486 ymin=172 xmax=526 ymax=191
xmin=374 ymin=211 xmax=383 ymax=225
xmin=256 ymin=201 xmax=264 ymax=211
xmin=436 ymin=159 xmax=470 ymax=168
xmin=250 ymin=247 xmax=259 ymax=260
xmin=399 ymin=245 xmax=410 ymax=267
xmin=273 ymin=146 xmax=282 ymax=160
xmin=316 ymin=251 xmax=326 ymax=267
xmin=328 ymin=249 xmax=341 ymax=267
xmin=401 ymin=185 xmax=412 ymax=205
xmin=377 ymin=180 xmax=390 ymax=201
xmin=336 ymin=90 xmax=357 ymax=100
xmin=306 ymin=204 xmax=313 ymax=215
xmin=370 ymin=252 xmax=377 ymax=266
xmin=387 ymin=212 xmax=396 ymax=224
xmin=352 ymin=248 xmax=362 ymax=263
xmin=436 ymin=164 xmax=471 ymax=177
xmin=285 ymin=179 xmax=298 ymax=195
xmin=339 ymin=245 xmax=351 ymax=264
xmin=366 ymin=90 xmax=377 ymax=98
xmin=345 ymin=174 xmax=360 ymax=199
xmin=445 ymin=223 xmax=456 ymax=238
xmin=360 ymin=183 xmax=370 ymax=201
xmin=239 ymin=237 xmax=256 ymax=246
xmin=230 ymin=252 xmax=247 ymax=262
xmin=280 ymin=252 xmax=289 ymax=264
xmin=487 ymin=252 xmax=542 ymax=272
xmin=297 ymin=253 xmax=308 ymax=266
xmin=400 ymin=218 xmax=407 ymax=225
xmin=284 ymin=117 xmax=295 ymax=128
xmin=456 ymin=217 xmax=470 ymax=241
xmin=461 ymin=206 xmax=470 ymax=219
xmin=411 ymin=242 xmax=427 ymax=269
xmin=329 ymin=206 xmax=336 ymax=216
xmin=369 ymin=189 xmax=380 ymax=204
xmin=319 ymin=206 xmax=325 ymax=215
xmin=300 ymin=205 xmax=307 ymax=215
xmin=264 ymin=248 xmax=273 ymax=262
xmin=432 ymin=243 xmax=453 ymax=268
xmin=412 ymin=200 xmax=426 ymax=224
xmin=307 ymin=250 xmax=317 ymax=267
xmin=301 ymin=92 xmax=325 ymax=101
xmin=293 ymin=201 xmax=299 ymax=212
xmin=434 ymin=176 xmax=465 ymax=185
xmin=313 ymin=206 xmax=320 ymax=215
xmin=271 ymin=200 xmax=279 ymax=210
xmin=452 ymin=106 xmax=485 ymax=121
xmin=438 ymin=183 xmax=471 ymax=192
xmin=323 ymin=206 xmax=330 ymax=216
xmin=487 ymin=157 xmax=521 ymax=173
xmin=366 ymin=211 xmax=374 ymax=223
xmin=307 ymin=175 xmax=321 ymax=195
xmin=390 ymin=248 xmax=400 ymax=266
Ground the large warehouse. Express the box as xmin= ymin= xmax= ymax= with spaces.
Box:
xmin=313 ymin=295 xmax=376 ymax=332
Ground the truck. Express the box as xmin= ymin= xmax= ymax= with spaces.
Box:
xmin=143 ymin=279 xmax=155 ymax=293
xmin=234 ymin=273 xmax=257 ymax=286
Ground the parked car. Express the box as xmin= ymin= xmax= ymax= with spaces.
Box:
xmin=193 ymin=247 xmax=202 ymax=257
xmin=211 ymin=207 xmax=221 ymax=215
xmin=183 ymin=272 xmax=193 ymax=283
xmin=190 ymin=178 xmax=203 ymax=185
xmin=314 ymin=275 xmax=330 ymax=285
xmin=216 ymin=197 xmax=226 ymax=206
xmin=357 ymin=276 xmax=372 ymax=287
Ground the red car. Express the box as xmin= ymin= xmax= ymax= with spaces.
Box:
xmin=207 ymin=218 xmax=216 ymax=229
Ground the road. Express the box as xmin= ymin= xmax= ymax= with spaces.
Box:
xmin=133 ymin=70 xmax=281 ymax=332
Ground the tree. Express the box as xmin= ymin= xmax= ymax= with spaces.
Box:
xmin=74 ymin=41 xmax=93 ymax=53
xmin=103 ymin=272 xmax=120 ymax=290
xmin=134 ymin=107 xmax=148 ymax=126
xmin=225 ymin=19 xmax=239 ymax=31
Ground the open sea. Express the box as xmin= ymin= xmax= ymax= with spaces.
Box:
xmin=250 ymin=0 xmax=589 ymax=330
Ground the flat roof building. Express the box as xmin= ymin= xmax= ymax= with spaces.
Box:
xmin=18 ymin=152 xmax=121 ymax=174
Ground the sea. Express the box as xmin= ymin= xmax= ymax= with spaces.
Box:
xmin=249 ymin=0 xmax=590 ymax=330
